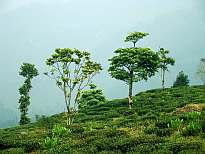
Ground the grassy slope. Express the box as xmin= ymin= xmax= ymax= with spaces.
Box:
xmin=1 ymin=85 xmax=205 ymax=153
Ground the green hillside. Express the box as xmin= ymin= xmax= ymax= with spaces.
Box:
xmin=1 ymin=85 xmax=205 ymax=154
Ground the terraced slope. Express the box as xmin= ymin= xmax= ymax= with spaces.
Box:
xmin=0 ymin=85 xmax=205 ymax=153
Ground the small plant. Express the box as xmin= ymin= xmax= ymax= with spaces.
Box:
xmin=41 ymin=124 xmax=71 ymax=149
xmin=42 ymin=137 xmax=60 ymax=149
xmin=168 ymin=118 xmax=183 ymax=130
xmin=52 ymin=124 xmax=70 ymax=137
xmin=183 ymin=122 xmax=202 ymax=136
xmin=186 ymin=111 xmax=201 ymax=121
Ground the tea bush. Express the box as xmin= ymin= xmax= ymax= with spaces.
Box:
xmin=42 ymin=137 xmax=60 ymax=149
xmin=167 ymin=118 xmax=183 ymax=130
xmin=183 ymin=121 xmax=202 ymax=136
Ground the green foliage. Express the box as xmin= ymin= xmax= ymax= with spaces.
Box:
xmin=124 ymin=32 xmax=149 ymax=47
xmin=78 ymin=84 xmax=106 ymax=110
xmin=158 ymin=48 xmax=175 ymax=89
xmin=0 ymin=148 xmax=24 ymax=154
xmin=19 ymin=63 xmax=39 ymax=79
xmin=167 ymin=118 xmax=183 ymax=130
xmin=18 ymin=63 xmax=38 ymax=125
xmin=173 ymin=71 xmax=190 ymax=87
xmin=52 ymin=124 xmax=70 ymax=137
xmin=108 ymin=47 xmax=160 ymax=108
xmin=41 ymin=124 xmax=70 ymax=150
xmin=108 ymin=48 xmax=160 ymax=84
xmin=169 ymin=141 xmax=202 ymax=154
xmin=158 ymin=48 xmax=175 ymax=71
xmin=42 ymin=137 xmax=60 ymax=149
xmin=144 ymin=127 xmax=172 ymax=137
xmin=2 ymin=85 xmax=205 ymax=153
xmin=45 ymin=48 xmax=102 ymax=124
xmin=183 ymin=121 xmax=202 ymax=136
xmin=0 ymin=138 xmax=41 ymax=152
xmin=185 ymin=111 xmax=201 ymax=121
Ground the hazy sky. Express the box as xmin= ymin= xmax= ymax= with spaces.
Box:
xmin=0 ymin=0 xmax=205 ymax=127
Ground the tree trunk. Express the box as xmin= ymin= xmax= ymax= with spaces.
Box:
xmin=133 ymin=42 xmax=136 ymax=48
xmin=63 ymin=82 xmax=72 ymax=125
xmin=128 ymin=71 xmax=133 ymax=109
xmin=162 ymin=69 xmax=165 ymax=89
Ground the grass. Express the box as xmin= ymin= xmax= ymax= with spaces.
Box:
xmin=0 ymin=85 xmax=205 ymax=153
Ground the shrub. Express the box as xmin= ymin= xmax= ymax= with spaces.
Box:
xmin=169 ymin=141 xmax=202 ymax=153
xmin=185 ymin=111 xmax=201 ymax=121
xmin=173 ymin=71 xmax=190 ymax=87
xmin=144 ymin=127 xmax=172 ymax=137
xmin=52 ymin=124 xmax=70 ymax=137
xmin=155 ymin=119 xmax=169 ymax=129
xmin=200 ymin=120 xmax=205 ymax=132
xmin=155 ymin=128 xmax=172 ymax=137
xmin=0 ymin=148 xmax=25 ymax=154
xmin=35 ymin=115 xmax=54 ymax=129
xmin=78 ymin=84 xmax=106 ymax=110
xmin=183 ymin=122 xmax=202 ymax=136
xmin=138 ymin=109 xmax=149 ymax=116
xmin=42 ymin=137 xmax=60 ymax=149
xmin=69 ymin=124 xmax=84 ymax=134
xmin=167 ymin=118 xmax=183 ymax=130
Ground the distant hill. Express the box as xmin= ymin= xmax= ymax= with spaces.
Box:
xmin=0 ymin=85 xmax=205 ymax=153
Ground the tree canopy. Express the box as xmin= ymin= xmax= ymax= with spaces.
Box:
xmin=45 ymin=48 xmax=102 ymax=125
xmin=108 ymin=47 xmax=160 ymax=108
xmin=173 ymin=71 xmax=189 ymax=87
xmin=125 ymin=32 xmax=149 ymax=47
xmin=158 ymin=48 xmax=175 ymax=89
xmin=18 ymin=63 xmax=38 ymax=125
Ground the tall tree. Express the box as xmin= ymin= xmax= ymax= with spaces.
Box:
xmin=158 ymin=48 xmax=175 ymax=89
xmin=108 ymin=47 xmax=160 ymax=109
xmin=125 ymin=32 xmax=149 ymax=47
xmin=45 ymin=48 xmax=102 ymax=125
xmin=18 ymin=63 xmax=38 ymax=125
xmin=196 ymin=58 xmax=205 ymax=85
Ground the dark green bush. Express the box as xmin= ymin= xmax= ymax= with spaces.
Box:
xmin=69 ymin=124 xmax=84 ymax=134
xmin=200 ymin=120 xmax=205 ymax=132
xmin=144 ymin=127 xmax=172 ymax=137
xmin=0 ymin=138 xmax=41 ymax=152
xmin=155 ymin=119 xmax=169 ymax=129
xmin=0 ymin=148 xmax=25 ymax=154
xmin=122 ymin=110 xmax=135 ymax=116
xmin=167 ymin=118 xmax=183 ymax=130
xmin=169 ymin=141 xmax=202 ymax=154
xmin=173 ymin=71 xmax=190 ymax=88
xmin=182 ymin=122 xmax=202 ymax=136
xmin=185 ymin=111 xmax=201 ymax=121
xmin=138 ymin=109 xmax=149 ymax=116
xmin=78 ymin=85 xmax=106 ymax=110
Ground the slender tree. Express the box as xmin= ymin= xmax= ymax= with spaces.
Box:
xmin=158 ymin=48 xmax=175 ymax=89
xmin=196 ymin=58 xmax=205 ymax=85
xmin=45 ymin=48 xmax=102 ymax=125
xmin=18 ymin=63 xmax=38 ymax=125
xmin=108 ymin=47 xmax=160 ymax=109
xmin=125 ymin=32 xmax=149 ymax=47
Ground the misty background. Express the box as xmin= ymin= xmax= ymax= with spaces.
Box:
xmin=0 ymin=0 xmax=205 ymax=128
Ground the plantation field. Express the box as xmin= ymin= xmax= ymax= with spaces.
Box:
xmin=1 ymin=85 xmax=205 ymax=153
